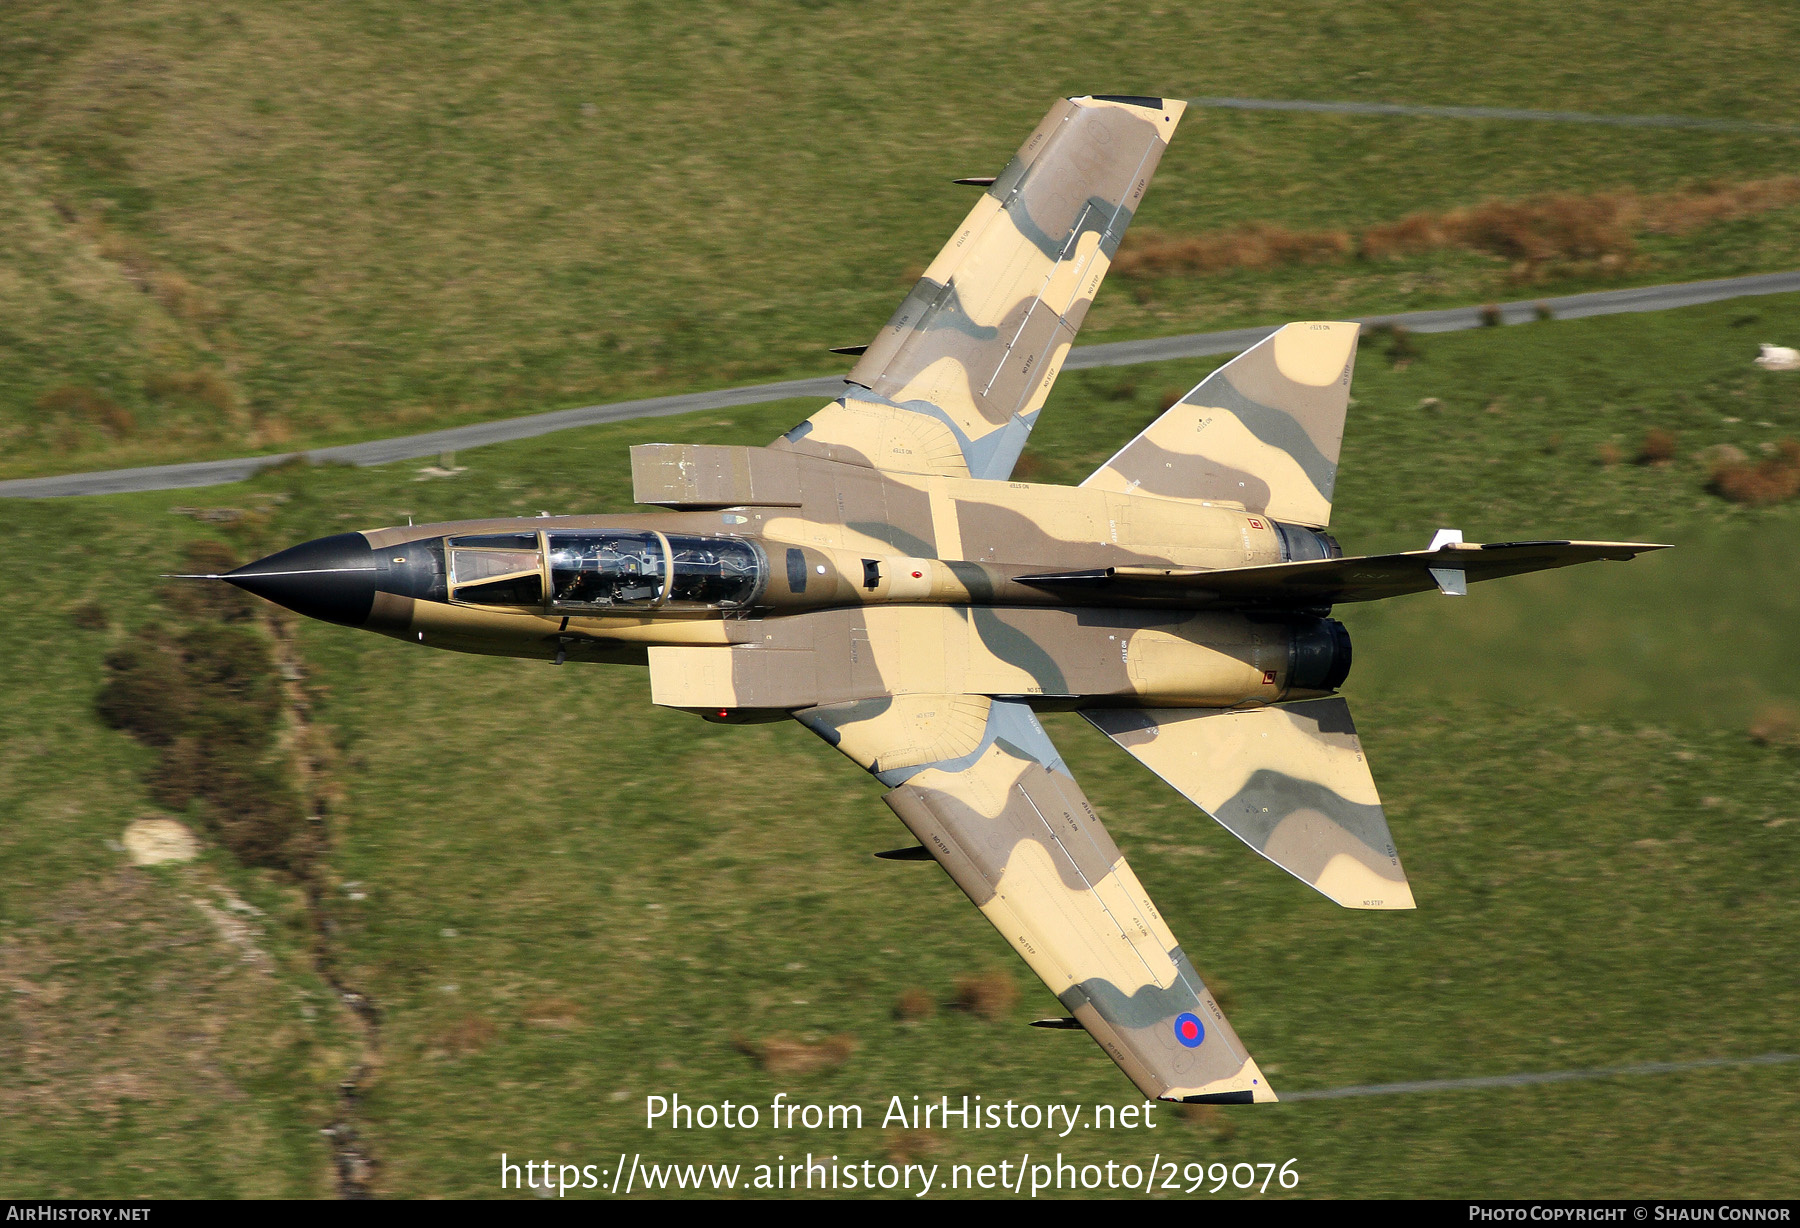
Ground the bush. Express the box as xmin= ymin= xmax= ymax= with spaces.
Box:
xmin=1749 ymin=703 xmax=1800 ymax=749
xmin=35 ymin=385 xmax=136 ymax=439
xmin=952 ymin=970 xmax=1019 ymax=1022
xmin=1109 ymin=176 xmax=1800 ymax=285
xmin=1364 ymin=323 xmax=1421 ymax=366
xmin=144 ymin=368 xmax=238 ymax=418
xmin=69 ymin=601 xmax=110 ymax=631
xmin=733 ymin=1034 xmax=855 ymax=1074
xmin=96 ymin=627 xmax=191 ymax=747
xmin=96 ymin=608 xmax=309 ymax=873
xmin=1636 ymin=428 xmax=1679 ymax=465
xmin=1709 ymin=439 xmax=1800 ymax=505
xmin=893 ymin=987 xmax=935 ymax=1022
xmin=1114 ymin=224 xmax=1351 ymax=278
xmin=179 ymin=624 xmax=286 ymax=721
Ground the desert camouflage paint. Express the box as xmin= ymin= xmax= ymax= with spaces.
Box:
xmin=1086 ymin=698 xmax=1413 ymax=910
xmin=218 ymin=95 xmax=1666 ymax=1104
xmin=1084 ymin=322 xmax=1359 ymax=527
xmin=773 ymin=96 xmax=1186 ymax=482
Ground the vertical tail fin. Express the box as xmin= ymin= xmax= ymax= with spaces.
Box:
xmin=1081 ymin=321 xmax=1359 ymax=527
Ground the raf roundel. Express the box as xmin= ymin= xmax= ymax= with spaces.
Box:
xmin=1174 ymin=1012 xmax=1205 ymax=1049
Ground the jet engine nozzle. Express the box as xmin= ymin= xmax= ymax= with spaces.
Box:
xmin=1286 ymin=617 xmax=1352 ymax=697
xmin=1273 ymin=521 xmax=1343 ymax=563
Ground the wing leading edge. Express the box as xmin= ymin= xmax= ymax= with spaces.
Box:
xmin=795 ymin=694 xmax=1275 ymax=1103
xmin=773 ymin=95 xmax=1187 ymax=482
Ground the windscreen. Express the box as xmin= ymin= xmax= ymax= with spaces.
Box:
xmin=449 ymin=533 xmax=545 ymax=608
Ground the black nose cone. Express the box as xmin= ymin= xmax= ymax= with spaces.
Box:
xmin=226 ymin=533 xmax=378 ymax=627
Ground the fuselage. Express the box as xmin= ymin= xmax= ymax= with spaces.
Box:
xmin=226 ymin=470 xmax=1354 ymax=715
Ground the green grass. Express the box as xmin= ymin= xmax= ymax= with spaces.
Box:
xmin=2 ymin=294 xmax=1798 ymax=1197
xmin=5 ymin=1 xmax=1800 ymax=478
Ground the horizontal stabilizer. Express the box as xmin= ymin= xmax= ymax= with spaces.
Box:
xmin=1021 ymin=539 xmax=1667 ymax=607
xmin=1085 ymin=698 xmax=1413 ymax=909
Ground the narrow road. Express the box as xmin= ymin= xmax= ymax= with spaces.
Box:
xmin=1184 ymin=95 xmax=1800 ymax=135
xmin=5 ymin=270 xmax=1797 ymax=499
xmin=1281 ymin=1051 xmax=1800 ymax=1103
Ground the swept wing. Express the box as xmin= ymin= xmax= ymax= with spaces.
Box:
xmin=794 ymin=694 xmax=1276 ymax=1103
xmin=772 ymin=95 xmax=1186 ymax=481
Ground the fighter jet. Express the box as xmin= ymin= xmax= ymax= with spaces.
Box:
xmin=214 ymin=96 xmax=1664 ymax=1103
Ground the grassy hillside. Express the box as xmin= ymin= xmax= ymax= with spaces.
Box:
xmin=2 ymin=294 xmax=1797 ymax=1197
xmin=4 ymin=1 xmax=1800 ymax=479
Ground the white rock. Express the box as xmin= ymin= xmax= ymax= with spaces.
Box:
xmin=1755 ymin=344 xmax=1800 ymax=371
xmin=122 ymin=818 xmax=199 ymax=865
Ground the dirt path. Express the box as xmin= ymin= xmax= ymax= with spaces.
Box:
xmin=264 ymin=614 xmax=381 ymax=1199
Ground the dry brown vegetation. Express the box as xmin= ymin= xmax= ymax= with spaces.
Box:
xmin=1362 ymin=323 xmax=1422 ymax=368
xmin=430 ymin=1015 xmax=499 ymax=1057
xmin=1115 ymin=175 xmax=1800 ymax=283
xmin=1175 ymin=1102 xmax=1239 ymax=1141
xmin=1637 ymin=427 xmax=1679 ymax=465
xmin=521 ymin=997 xmax=583 ymax=1029
xmin=883 ymin=1129 xmax=941 ymax=1164
xmin=951 ymin=970 xmax=1019 ymax=1022
xmin=1112 ymin=223 xmax=1353 ymax=278
xmin=732 ymin=1034 xmax=856 ymax=1075
xmin=1009 ymin=450 xmax=1045 ymax=480
xmin=1363 ymin=194 xmax=1639 ymax=275
xmin=80 ymin=213 xmax=223 ymax=326
xmin=68 ymin=600 xmax=111 ymax=631
xmin=95 ymin=541 xmax=313 ymax=874
xmin=893 ymin=987 xmax=935 ymax=1022
xmin=35 ymin=384 xmax=136 ymax=441
xmin=146 ymin=368 xmax=240 ymax=419
xmin=1748 ymin=703 xmax=1800 ymax=749
xmin=1708 ymin=439 xmax=1800 ymax=505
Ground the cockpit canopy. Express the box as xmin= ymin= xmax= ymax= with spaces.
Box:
xmin=446 ymin=530 xmax=764 ymax=612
